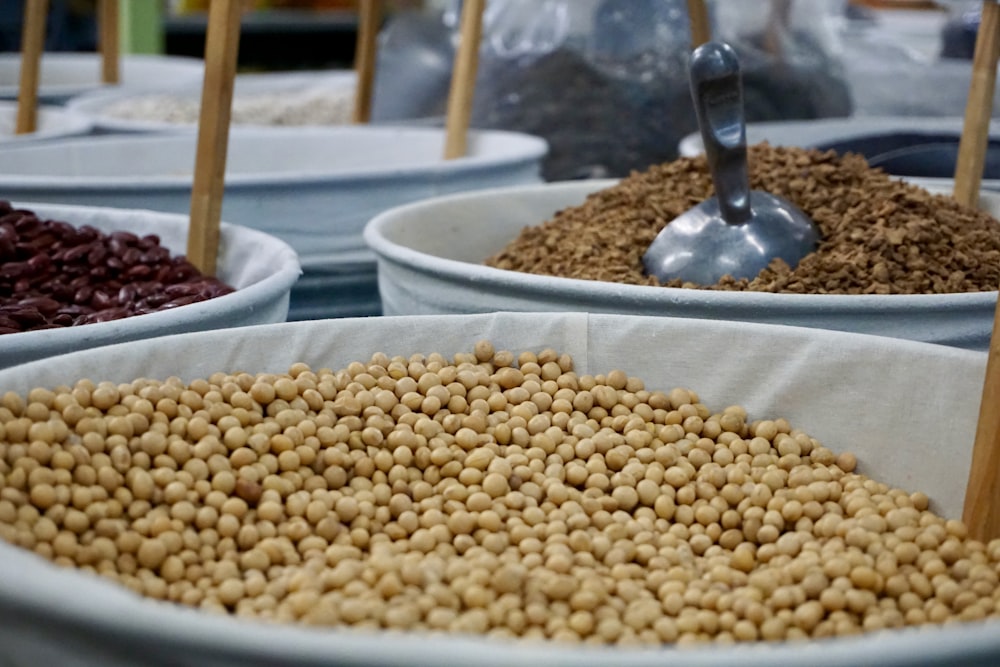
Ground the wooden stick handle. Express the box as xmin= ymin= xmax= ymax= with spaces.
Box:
xmin=687 ymin=0 xmax=710 ymax=49
xmin=443 ymin=0 xmax=485 ymax=160
xmin=963 ymin=2 xmax=1000 ymax=542
xmin=352 ymin=0 xmax=380 ymax=124
xmin=16 ymin=0 xmax=48 ymax=135
xmin=966 ymin=287 xmax=1000 ymax=540
xmin=954 ymin=1 xmax=1000 ymax=208
xmin=186 ymin=0 xmax=241 ymax=277
xmin=98 ymin=0 xmax=120 ymax=84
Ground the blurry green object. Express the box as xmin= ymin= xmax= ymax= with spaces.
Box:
xmin=119 ymin=0 xmax=164 ymax=54
xmin=0 ymin=0 xmax=164 ymax=54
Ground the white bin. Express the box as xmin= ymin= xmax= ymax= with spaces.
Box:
xmin=364 ymin=181 xmax=1000 ymax=350
xmin=0 ymin=127 xmax=546 ymax=320
xmin=0 ymin=312 xmax=994 ymax=665
xmin=0 ymin=202 xmax=300 ymax=369
xmin=0 ymin=101 xmax=92 ymax=143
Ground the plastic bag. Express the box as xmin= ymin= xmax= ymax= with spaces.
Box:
xmin=836 ymin=2 xmax=1000 ymax=118
xmin=373 ymin=0 xmax=852 ymax=181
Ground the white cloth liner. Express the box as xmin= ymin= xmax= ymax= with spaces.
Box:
xmin=0 ymin=312 xmax=995 ymax=666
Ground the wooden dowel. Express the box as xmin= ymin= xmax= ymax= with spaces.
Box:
xmin=966 ymin=289 xmax=1000 ymax=541
xmin=16 ymin=0 xmax=48 ymax=135
xmin=186 ymin=0 xmax=241 ymax=277
xmin=98 ymin=0 xmax=120 ymax=84
xmin=686 ymin=0 xmax=710 ymax=49
xmin=443 ymin=0 xmax=485 ymax=160
xmin=954 ymin=1 xmax=1000 ymax=208
xmin=352 ymin=0 xmax=381 ymax=124
xmin=963 ymin=2 xmax=1000 ymax=541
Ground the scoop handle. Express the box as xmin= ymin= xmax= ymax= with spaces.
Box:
xmin=689 ymin=41 xmax=751 ymax=224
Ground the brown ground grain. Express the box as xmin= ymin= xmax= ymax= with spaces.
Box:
xmin=486 ymin=144 xmax=1000 ymax=294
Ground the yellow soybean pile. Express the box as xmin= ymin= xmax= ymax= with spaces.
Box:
xmin=0 ymin=341 xmax=997 ymax=646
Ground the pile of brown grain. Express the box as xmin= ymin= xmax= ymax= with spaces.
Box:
xmin=486 ymin=145 xmax=1000 ymax=294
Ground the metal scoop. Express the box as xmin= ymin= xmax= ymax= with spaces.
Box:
xmin=642 ymin=41 xmax=820 ymax=285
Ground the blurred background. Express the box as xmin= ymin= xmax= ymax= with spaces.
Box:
xmin=0 ymin=1 xmax=984 ymax=70
xmin=0 ymin=0 xmax=991 ymax=181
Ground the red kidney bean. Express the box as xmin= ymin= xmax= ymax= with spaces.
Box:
xmin=73 ymin=286 xmax=93 ymax=305
xmin=167 ymin=264 xmax=197 ymax=282
xmin=23 ymin=232 xmax=57 ymax=251
xmin=79 ymin=307 xmax=130 ymax=324
xmin=0 ymin=327 xmax=18 ymax=335
xmin=8 ymin=307 xmax=44 ymax=325
xmin=154 ymin=265 xmax=171 ymax=282
xmin=163 ymin=283 xmax=201 ymax=298
xmin=57 ymin=305 xmax=87 ymax=317
xmin=110 ymin=230 xmax=139 ymax=244
xmin=143 ymin=294 xmax=169 ymax=308
xmin=122 ymin=247 xmax=142 ymax=266
xmin=48 ymin=220 xmax=74 ymax=237
xmin=12 ymin=215 xmax=37 ymax=232
xmin=63 ymin=243 xmax=92 ymax=263
xmin=27 ymin=253 xmax=50 ymax=272
xmin=87 ymin=245 xmax=107 ymax=264
xmin=117 ymin=285 xmax=137 ymax=305
xmin=42 ymin=282 xmax=72 ymax=302
xmin=0 ymin=262 xmax=29 ymax=279
xmin=17 ymin=296 xmax=60 ymax=315
xmin=108 ymin=237 xmax=125 ymax=256
xmin=161 ymin=295 xmax=202 ymax=310
xmin=90 ymin=291 xmax=114 ymax=310
xmin=124 ymin=264 xmax=153 ymax=280
xmin=143 ymin=247 xmax=170 ymax=264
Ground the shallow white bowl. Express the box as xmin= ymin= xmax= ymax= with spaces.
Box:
xmin=0 ymin=126 xmax=545 ymax=319
xmin=0 ymin=312 xmax=994 ymax=665
xmin=0 ymin=53 xmax=206 ymax=104
xmin=0 ymin=201 xmax=300 ymax=369
xmin=364 ymin=180 xmax=1000 ymax=350
xmin=0 ymin=127 xmax=546 ymax=261
xmin=0 ymin=101 xmax=92 ymax=143
xmin=66 ymin=70 xmax=357 ymax=133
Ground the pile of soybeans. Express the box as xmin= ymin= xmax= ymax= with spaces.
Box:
xmin=0 ymin=341 xmax=997 ymax=646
